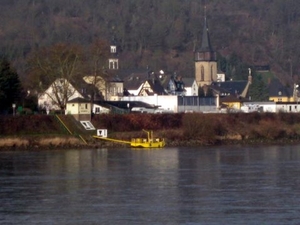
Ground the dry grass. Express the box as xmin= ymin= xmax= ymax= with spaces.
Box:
xmin=38 ymin=137 xmax=82 ymax=146
xmin=0 ymin=138 xmax=29 ymax=147
xmin=0 ymin=136 xmax=83 ymax=149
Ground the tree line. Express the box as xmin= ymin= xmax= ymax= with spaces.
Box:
xmin=4 ymin=0 xmax=297 ymax=112
xmin=1 ymin=0 xmax=300 ymax=82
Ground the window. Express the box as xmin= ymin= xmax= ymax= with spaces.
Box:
xmin=111 ymin=46 xmax=116 ymax=53
xmin=201 ymin=66 xmax=204 ymax=81
xmin=109 ymin=59 xmax=118 ymax=69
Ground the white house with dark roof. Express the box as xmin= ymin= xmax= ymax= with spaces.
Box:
xmin=122 ymin=70 xmax=174 ymax=96
xmin=182 ymin=77 xmax=198 ymax=96
xmin=38 ymin=78 xmax=84 ymax=112
xmin=123 ymin=71 xmax=148 ymax=96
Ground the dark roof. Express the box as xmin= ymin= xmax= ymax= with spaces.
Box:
xmin=199 ymin=17 xmax=214 ymax=52
xmin=94 ymin=100 xmax=156 ymax=109
xmin=69 ymin=79 xmax=93 ymax=99
xmin=67 ymin=97 xmax=90 ymax=103
xmin=144 ymin=79 xmax=167 ymax=95
xmin=220 ymin=95 xmax=249 ymax=103
xmin=182 ymin=77 xmax=194 ymax=87
xmin=109 ymin=75 xmax=123 ymax=83
xmin=123 ymin=72 xmax=149 ymax=90
xmin=211 ymin=81 xmax=248 ymax=96
xmin=268 ymin=79 xmax=293 ymax=97
xmin=210 ymin=85 xmax=231 ymax=96
xmin=116 ymin=68 xmax=149 ymax=80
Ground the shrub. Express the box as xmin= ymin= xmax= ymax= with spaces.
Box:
xmin=277 ymin=112 xmax=300 ymax=125
xmin=182 ymin=113 xmax=217 ymax=144
xmin=255 ymin=120 xmax=287 ymax=140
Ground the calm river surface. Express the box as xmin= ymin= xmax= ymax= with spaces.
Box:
xmin=1 ymin=145 xmax=300 ymax=225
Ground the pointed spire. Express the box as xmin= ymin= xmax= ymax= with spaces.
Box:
xmin=194 ymin=1 xmax=216 ymax=62
xmin=200 ymin=2 xmax=213 ymax=52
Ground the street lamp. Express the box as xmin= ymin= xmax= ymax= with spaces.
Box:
xmin=127 ymin=103 xmax=130 ymax=113
xmin=12 ymin=103 xmax=16 ymax=116
xmin=295 ymin=84 xmax=299 ymax=112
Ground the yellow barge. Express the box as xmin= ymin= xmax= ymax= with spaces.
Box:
xmin=93 ymin=129 xmax=165 ymax=148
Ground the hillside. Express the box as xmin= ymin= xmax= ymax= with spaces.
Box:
xmin=0 ymin=0 xmax=299 ymax=85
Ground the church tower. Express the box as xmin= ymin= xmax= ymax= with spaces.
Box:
xmin=194 ymin=6 xmax=217 ymax=87
xmin=108 ymin=36 xmax=119 ymax=70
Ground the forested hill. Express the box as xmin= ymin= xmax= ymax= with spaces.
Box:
xmin=1 ymin=0 xmax=299 ymax=83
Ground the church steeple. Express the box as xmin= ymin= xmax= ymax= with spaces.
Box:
xmin=195 ymin=4 xmax=216 ymax=61
xmin=109 ymin=36 xmax=119 ymax=70
xmin=194 ymin=2 xmax=217 ymax=87
xmin=200 ymin=15 xmax=213 ymax=53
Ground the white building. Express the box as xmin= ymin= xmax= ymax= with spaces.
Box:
xmin=38 ymin=78 xmax=83 ymax=112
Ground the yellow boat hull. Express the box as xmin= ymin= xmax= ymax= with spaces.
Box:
xmin=130 ymin=138 xmax=165 ymax=148
xmin=93 ymin=130 xmax=165 ymax=148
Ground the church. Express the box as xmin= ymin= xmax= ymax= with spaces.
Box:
xmin=194 ymin=9 xmax=252 ymax=100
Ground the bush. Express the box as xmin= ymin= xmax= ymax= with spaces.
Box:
xmin=92 ymin=113 xmax=182 ymax=132
xmin=182 ymin=113 xmax=217 ymax=144
xmin=253 ymin=120 xmax=286 ymax=140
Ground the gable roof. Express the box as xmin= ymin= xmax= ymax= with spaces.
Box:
xmin=211 ymin=81 xmax=248 ymax=96
xmin=123 ymin=72 xmax=149 ymax=90
xmin=182 ymin=77 xmax=195 ymax=87
xmin=140 ymin=80 xmax=167 ymax=95
xmin=268 ymin=79 xmax=293 ymax=97
xmin=67 ymin=97 xmax=90 ymax=103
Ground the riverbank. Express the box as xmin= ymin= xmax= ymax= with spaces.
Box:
xmin=1 ymin=112 xmax=300 ymax=150
xmin=1 ymin=132 xmax=300 ymax=151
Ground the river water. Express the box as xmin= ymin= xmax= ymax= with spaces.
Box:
xmin=0 ymin=145 xmax=300 ymax=225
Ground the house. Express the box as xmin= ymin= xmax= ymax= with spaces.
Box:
xmin=66 ymin=97 xmax=91 ymax=121
xmin=211 ymin=80 xmax=249 ymax=97
xmin=122 ymin=69 xmax=191 ymax=97
xmin=107 ymin=76 xmax=124 ymax=101
xmin=220 ymin=95 xmax=249 ymax=111
xmin=268 ymin=79 xmax=294 ymax=102
xmin=122 ymin=71 xmax=149 ymax=96
xmin=83 ymin=76 xmax=106 ymax=99
xmin=38 ymin=78 xmax=84 ymax=112
xmin=182 ymin=77 xmax=198 ymax=96
xmin=139 ymin=79 xmax=167 ymax=96
xmin=84 ymin=75 xmax=124 ymax=101
xmin=243 ymin=101 xmax=300 ymax=113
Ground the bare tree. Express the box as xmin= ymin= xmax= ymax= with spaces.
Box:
xmin=83 ymin=39 xmax=110 ymax=106
xmin=26 ymin=43 xmax=84 ymax=112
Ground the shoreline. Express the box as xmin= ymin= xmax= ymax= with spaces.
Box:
xmin=1 ymin=135 xmax=300 ymax=151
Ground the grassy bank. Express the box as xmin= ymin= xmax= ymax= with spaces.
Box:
xmin=1 ymin=112 xmax=300 ymax=150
